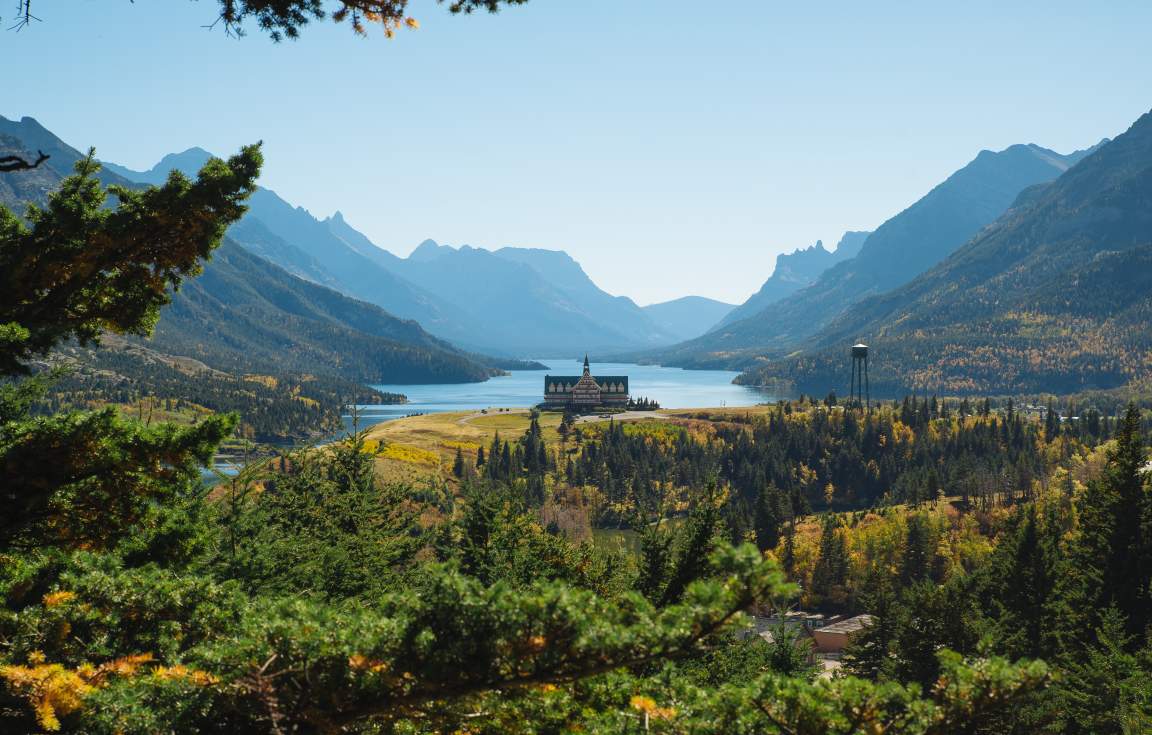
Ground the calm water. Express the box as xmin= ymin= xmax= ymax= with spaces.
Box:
xmin=347 ymin=360 xmax=780 ymax=430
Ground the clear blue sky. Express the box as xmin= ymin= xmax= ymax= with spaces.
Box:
xmin=3 ymin=1 xmax=1150 ymax=304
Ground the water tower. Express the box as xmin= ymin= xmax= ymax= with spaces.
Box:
xmin=849 ymin=342 xmax=870 ymax=411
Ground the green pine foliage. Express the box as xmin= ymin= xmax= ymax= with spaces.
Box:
xmin=0 ymin=147 xmax=259 ymax=374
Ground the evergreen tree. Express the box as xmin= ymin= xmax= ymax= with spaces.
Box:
xmin=453 ymin=447 xmax=466 ymax=478
xmin=217 ymin=432 xmax=421 ymax=598
xmin=1063 ymin=404 xmax=1152 ymax=641
xmin=753 ymin=483 xmax=785 ymax=553
xmin=779 ymin=520 xmax=797 ymax=577
xmin=843 ymin=571 xmax=899 ymax=680
xmin=900 ymin=513 xmax=934 ymax=586
xmin=1054 ymin=608 xmax=1152 ymax=735
xmin=811 ymin=515 xmax=849 ymax=603
xmin=985 ymin=505 xmax=1065 ymax=659
xmin=1 ymin=148 xmax=260 ymax=548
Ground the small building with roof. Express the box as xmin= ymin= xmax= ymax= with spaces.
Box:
xmin=811 ymin=614 xmax=875 ymax=654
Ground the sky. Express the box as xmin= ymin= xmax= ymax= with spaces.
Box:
xmin=3 ymin=1 xmax=1151 ymax=305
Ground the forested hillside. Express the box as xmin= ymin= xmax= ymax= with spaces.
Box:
xmin=0 ymin=122 xmax=527 ymax=440
xmin=5 ymin=3 xmax=1152 ymax=734
xmin=151 ymin=239 xmax=512 ymax=385
xmin=740 ymin=109 xmax=1152 ymax=396
xmin=357 ymin=396 xmax=1152 ymax=733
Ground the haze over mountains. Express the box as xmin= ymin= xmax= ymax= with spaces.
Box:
xmin=739 ymin=110 xmax=1152 ymax=396
xmin=5 ymin=105 xmax=1149 ymax=407
xmin=642 ymin=297 xmax=735 ymax=342
xmin=109 ymin=148 xmax=691 ymax=357
xmin=647 ymin=138 xmax=1104 ymax=369
xmin=0 ymin=118 xmax=512 ymax=381
xmin=0 ymin=115 xmax=546 ymax=438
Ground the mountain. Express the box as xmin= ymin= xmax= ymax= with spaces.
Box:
xmin=651 ymin=140 xmax=1101 ymax=368
xmin=492 ymin=246 xmax=678 ymax=349
xmin=738 ymin=109 xmax=1152 ymax=396
xmin=152 ymin=238 xmax=513 ymax=385
xmin=0 ymin=118 xmax=508 ymax=383
xmin=379 ymin=241 xmax=678 ymax=356
xmin=642 ymin=296 xmax=736 ymax=342
xmin=0 ymin=117 xmax=542 ymax=438
xmin=1 ymin=116 xmax=139 ymax=204
xmin=239 ymin=189 xmax=465 ymax=336
xmin=101 ymin=147 xmax=216 ymax=185
xmin=714 ymin=231 xmax=869 ymax=330
xmin=103 ymin=147 xmax=470 ymax=344
xmin=105 ymin=147 xmax=676 ymax=357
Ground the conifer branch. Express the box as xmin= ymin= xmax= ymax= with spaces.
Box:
xmin=0 ymin=150 xmax=49 ymax=172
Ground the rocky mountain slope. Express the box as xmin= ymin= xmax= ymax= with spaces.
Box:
xmin=713 ymin=231 xmax=869 ymax=330
xmin=649 ymin=140 xmax=1100 ymax=368
xmin=739 ymin=110 xmax=1152 ymax=396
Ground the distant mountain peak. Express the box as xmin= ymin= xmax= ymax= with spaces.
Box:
xmin=152 ymin=147 xmax=214 ymax=175
xmin=705 ymin=230 xmax=871 ymax=333
xmin=741 ymin=107 xmax=1152 ymax=395
xmin=99 ymin=146 xmax=215 ymax=183
xmin=14 ymin=115 xmax=47 ymax=130
xmin=408 ymin=239 xmax=456 ymax=262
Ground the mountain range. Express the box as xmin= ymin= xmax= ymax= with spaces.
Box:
xmin=0 ymin=116 xmax=547 ymax=438
xmin=648 ymin=139 xmax=1103 ymax=368
xmin=110 ymin=149 xmax=690 ymax=356
xmin=642 ymin=297 xmax=735 ymax=342
xmin=6 ymin=105 xmax=1150 ymax=416
xmin=737 ymin=109 xmax=1152 ymax=396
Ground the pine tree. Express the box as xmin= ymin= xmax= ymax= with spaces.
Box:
xmin=1107 ymin=404 xmax=1151 ymax=637
xmin=811 ymin=515 xmax=849 ymax=603
xmin=1054 ymin=608 xmax=1152 ymax=735
xmin=453 ymin=447 xmax=466 ymax=478
xmin=753 ymin=484 xmax=785 ymax=552
xmin=780 ymin=521 xmax=797 ymax=577
xmin=986 ymin=506 xmax=1065 ymax=659
xmin=844 ymin=571 xmax=899 ymax=680
xmin=1063 ymin=404 xmax=1152 ymax=641
xmin=900 ymin=513 xmax=934 ymax=586
xmin=1 ymin=147 xmax=260 ymax=548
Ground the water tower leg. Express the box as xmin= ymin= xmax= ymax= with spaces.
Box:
xmin=864 ymin=355 xmax=870 ymax=412
xmin=850 ymin=359 xmax=858 ymax=407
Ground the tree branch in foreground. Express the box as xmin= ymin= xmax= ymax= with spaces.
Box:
xmin=0 ymin=150 xmax=49 ymax=172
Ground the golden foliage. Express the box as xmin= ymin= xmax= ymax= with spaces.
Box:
xmin=630 ymin=694 xmax=678 ymax=720
xmin=377 ymin=443 xmax=440 ymax=466
xmin=42 ymin=590 xmax=76 ymax=608
xmin=1 ymin=650 xmax=217 ymax=730
xmin=332 ymin=1 xmax=421 ymax=37
xmin=348 ymin=654 xmax=390 ymax=674
xmin=0 ymin=658 xmax=94 ymax=731
xmin=152 ymin=664 xmax=218 ymax=686
xmin=243 ymin=374 xmax=278 ymax=389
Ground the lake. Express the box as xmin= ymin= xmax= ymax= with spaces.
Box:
xmin=347 ymin=360 xmax=781 ymax=431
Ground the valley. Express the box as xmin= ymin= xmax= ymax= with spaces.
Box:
xmin=3 ymin=8 xmax=1152 ymax=730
